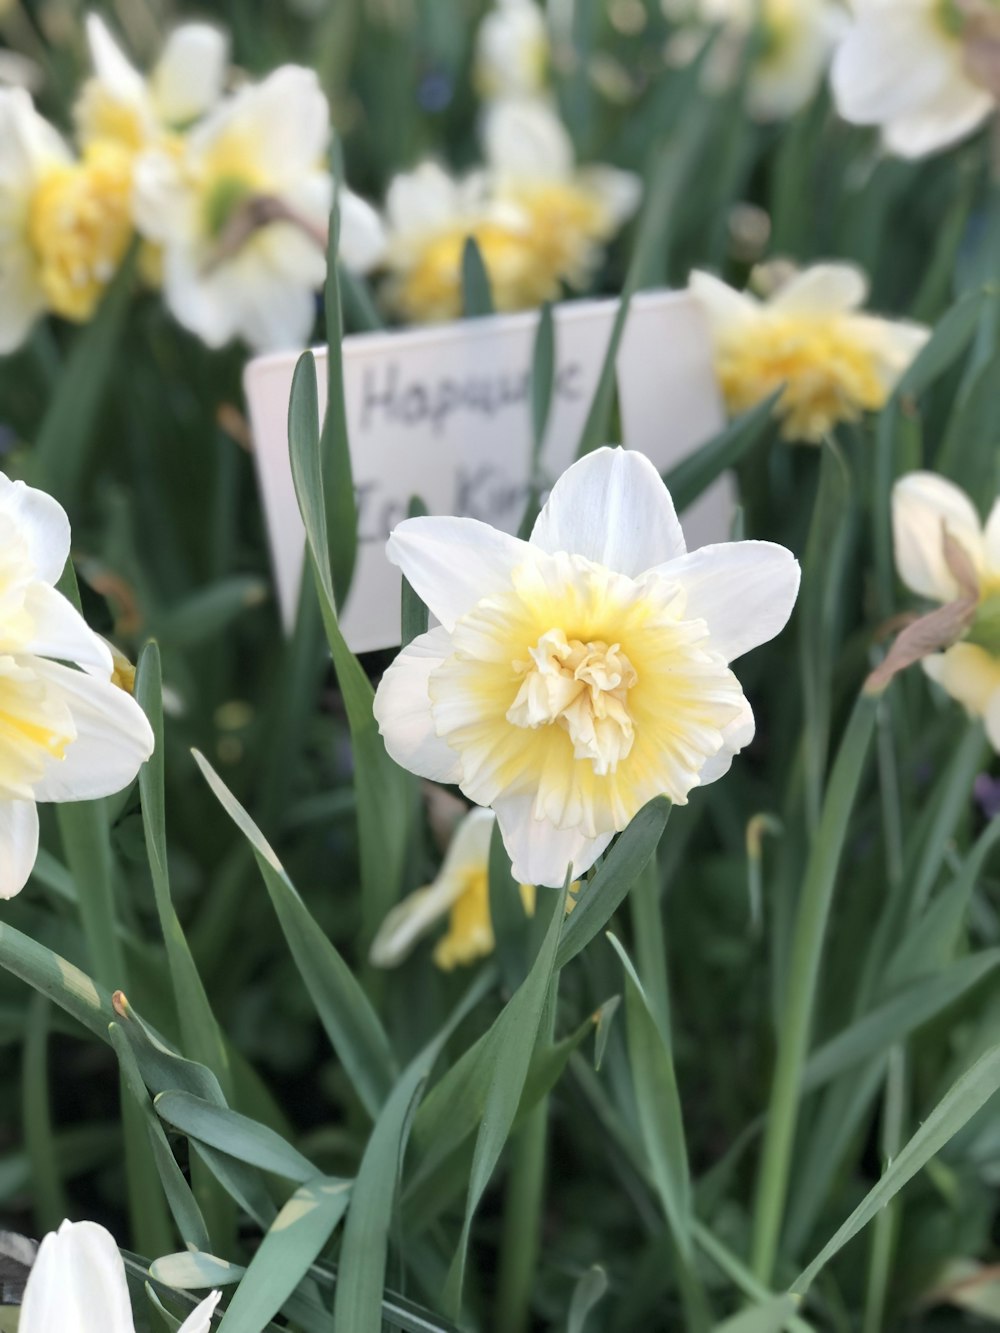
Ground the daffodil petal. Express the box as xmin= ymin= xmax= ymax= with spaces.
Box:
xmin=530 ymin=447 xmax=686 ymax=576
xmin=483 ymin=96 xmax=574 ymax=180
xmin=986 ymin=692 xmax=1000 ymax=753
xmin=19 ymin=1220 xmax=135 ymax=1333
xmin=655 ymin=540 xmax=800 ymax=662
xmin=985 ymin=497 xmax=1000 ymax=571
xmin=831 ymin=5 xmax=956 ymax=126
xmin=494 ymin=790 xmax=613 ymax=887
xmin=696 ymin=695 xmax=755 ymax=787
xmin=18 ymin=583 xmax=114 ymax=672
xmin=769 ymin=262 xmax=868 ymax=314
xmin=369 ymin=877 xmax=465 ymax=967
xmin=31 ymin=660 xmax=154 ymax=803
xmin=151 ymin=24 xmax=228 ymax=126
xmin=882 ymin=82 xmax=994 ymax=159
xmin=0 ymin=799 xmax=38 ymax=900
xmin=688 ymin=269 xmax=760 ymax=331
xmin=337 ymin=189 xmax=387 ymax=274
xmin=892 ymin=471 xmax=985 ymax=602
xmin=85 ymin=14 xmax=145 ymax=105
xmin=0 ymin=474 xmax=70 ymax=585
xmin=373 ymin=626 xmax=462 ymax=784
xmin=177 ymin=1289 xmax=222 ymax=1333
xmin=386 ymin=518 xmax=532 ymax=631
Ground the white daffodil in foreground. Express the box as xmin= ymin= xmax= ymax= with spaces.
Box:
xmin=483 ymin=97 xmax=641 ymax=306
xmin=893 ymin=472 xmax=1000 ymax=747
xmin=690 ymin=263 xmax=929 ymax=443
xmin=832 ymin=0 xmax=998 ymax=158
xmin=693 ymin=0 xmax=846 ymax=121
xmin=379 ymin=160 xmax=534 ymax=322
xmin=20 ymin=1218 xmax=220 ymax=1333
xmin=373 ymin=448 xmax=799 ymax=887
xmin=0 ymin=472 xmax=154 ymax=898
xmin=0 ymin=89 xmax=134 ymax=346
xmin=75 ymin=12 xmax=228 ymax=153
xmin=475 ymin=0 xmax=550 ymax=100
xmin=370 ymin=807 xmax=534 ymax=969
xmin=133 ymin=66 xmax=384 ymax=351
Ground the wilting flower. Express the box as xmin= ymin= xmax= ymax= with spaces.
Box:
xmin=75 ymin=13 xmax=228 ymax=154
xmin=379 ymin=160 xmax=535 ymax=322
xmin=483 ymin=97 xmax=641 ymax=306
xmin=20 ymin=1219 xmax=220 ymax=1333
xmin=475 ymin=0 xmax=550 ymax=100
xmin=893 ymin=472 xmax=1000 ymax=747
xmin=133 ymin=66 xmax=384 ymax=351
xmin=0 ymin=473 xmax=154 ymax=898
xmin=831 ymin=0 xmax=998 ymax=158
xmin=685 ymin=0 xmax=846 ymax=121
xmin=690 ymin=262 xmax=929 ymax=443
xmin=0 ymin=90 xmax=134 ymax=346
xmin=373 ymin=448 xmax=799 ymax=887
xmin=370 ymin=807 xmax=535 ymax=969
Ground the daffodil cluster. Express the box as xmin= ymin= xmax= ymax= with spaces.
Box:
xmin=0 ymin=15 xmax=383 ymax=355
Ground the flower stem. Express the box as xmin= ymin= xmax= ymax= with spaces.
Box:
xmin=750 ymin=694 xmax=877 ymax=1284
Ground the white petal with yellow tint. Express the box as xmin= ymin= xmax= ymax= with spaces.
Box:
xmin=483 ymin=96 xmax=574 ymax=180
xmin=892 ymin=471 xmax=985 ymax=603
xmin=769 ymin=262 xmax=867 ymax=314
xmin=530 ymin=447 xmax=686 ymax=576
xmin=387 ymin=517 xmax=531 ymax=631
xmin=494 ymin=791 xmax=613 ymax=886
xmin=31 ymin=659 xmax=153 ymax=802
xmin=923 ymin=644 xmax=1000 ymax=740
xmin=193 ymin=66 xmax=328 ymax=184
xmin=985 ymin=498 xmax=1000 ymax=572
xmin=0 ymin=799 xmax=39 ymax=899
xmin=0 ymin=475 xmax=71 ymax=585
xmin=151 ymin=24 xmax=228 ymax=126
xmin=84 ymin=14 xmax=145 ymax=107
xmin=653 ymin=540 xmax=801 ymax=662
xmin=373 ymin=626 xmax=461 ymax=785
xmin=338 ymin=189 xmax=387 ymax=274
xmin=19 ymin=1219 xmax=136 ymax=1333
xmin=883 ymin=82 xmax=995 ymax=158
xmin=575 ymin=165 xmax=642 ymax=230
xmin=178 ymin=1291 xmax=221 ymax=1333
xmin=696 ymin=695 xmax=755 ymax=787
xmin=689 ymin=269 xmax=760 ymax=330
xmin=19 ymin=582 xmax=113 ymax=671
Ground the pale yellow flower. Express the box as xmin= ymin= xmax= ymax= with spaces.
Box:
xmin=893 ymin=472 xmax=1000 ymax=747
xmin=475 ymin=0 xmax=550 ymax=100
xmin=690 ymin=263 xmax=929 ymax=442
xmin=370 ymin=808 xmax=535 ymax=970
xmin=483 ymin=97 xmax=642 ymax=305
xmin=373 ymin=449 xmax=799 ymax=887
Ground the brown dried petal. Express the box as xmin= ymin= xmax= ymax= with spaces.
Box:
xmin=865 ymin=595 xmax=978 ymax=693
xmin=203 ymin=195 xmax=328 ymax=273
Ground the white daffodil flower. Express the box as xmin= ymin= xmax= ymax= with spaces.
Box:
xmin=0 ymin=473 xmax=154 ymax=898
xmin=689 ymin=262 xmax=929 ymax=442
xmin=373 ymin=448 xmax=799 ymax=887
xmin=831 ymin=0 xmax=997 ymax=158
xmin=482 ymin=97 xmax=641 ymax=304
xmin=893 ymin=472 xmax=1000 ymax=747
xmin=371 ymin=807 xmax=535 ymax=969
xmin=692 ymin=0 xmax=846 ymax=121
xmin=75 ymin=13 xmax=229 ymax=153
xmin=475 ymin=0 xmax=550 ymax=100
xmin=20 ymin=1218 xmax=221 ymax=1333
xmin=133 ymin=66 xmax=385 ymax=352
xmin=379 ymin=159 xmax=534 ymax=322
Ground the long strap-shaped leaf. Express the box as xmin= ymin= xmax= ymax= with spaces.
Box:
xmin=194 ymin=751 xmax=397 ymax=1117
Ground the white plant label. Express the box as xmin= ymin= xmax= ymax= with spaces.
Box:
xmin=244 ymin=289 xmax=729 ymax=652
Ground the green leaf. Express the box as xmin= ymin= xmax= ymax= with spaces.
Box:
xmin=150 ymin=1251 xmax=246 ymax=1288
xmin=288 ymin=349 xmax=416 ymax=938
xmin=461 ymin=236 xmax=495 ymax=318
xmin=323 ymin=201 xmax=359 ymax=608
xmin=332 ymin=971 xmax=493 ymax=1333
xmin=897 ymin=289 xmax=986 ymax=400
xmin=31 ymin=242 xmax=137 ymax=507
xmin=567 ymin=1265 xmax=609 ymax=1333
xmin=22 ymin=995 xmax=66 ymax=1232
xmin=555 ymin=798 xmax=670 ymax=969
xmin=607 ymin=935 xmax=691 ymax=1256
xmin=154 ymin=578 xmax=268 ymax=647
xmin=531 ymin=302 xmax=555 ymax=455
xmin=193 ymin=751 xmax=397 ymax=1118
xmin=109 ymin=1024 xmax=211 ymax=1253
xmin=793 ymin=1039 xmax=1000 ymax=1293
xmin=443 ymin=885 xmax=567 ymax=1316
xmin=217 ymin=1176 xmax=352 ymax=1333
xmin=662 ymin=392 xmax=779 ymax=514
xmin=713 ymin=1297 xmax=799 ymax=1333
xmin=154 ymin=1091 xmax=318 ymax=1183
xmin=801 ymin=951 xmax=1000 ymax=1093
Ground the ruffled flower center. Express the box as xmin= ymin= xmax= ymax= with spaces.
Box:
xmin=27 ymin=144 xmax=134 ymax=322
xmin=507 ymin=629 xmax=638 ymax=775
